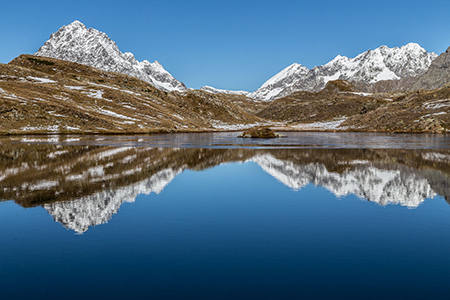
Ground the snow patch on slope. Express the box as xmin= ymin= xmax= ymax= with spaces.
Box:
xmin=200 ymin=86 xmax=250 ymax=96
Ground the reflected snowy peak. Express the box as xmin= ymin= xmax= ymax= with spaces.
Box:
xmin=1 ymin=145 xmax=450 ymax=232
xmin=251 ymin=154 xmax=436 ymax=208
xmin=43 ymin=168 xmax=181 ymax=233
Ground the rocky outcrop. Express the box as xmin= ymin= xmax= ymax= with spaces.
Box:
xmin=238 ymin=127 xmax=283 ymax=138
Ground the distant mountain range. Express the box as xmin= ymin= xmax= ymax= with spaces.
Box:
xmin=250 ymin=43 xmax=438 ymax=100
xmin=35 ymin=21 xmax=445 ymax=101
xmin=2 ymin=20 xmax=450 ymax=135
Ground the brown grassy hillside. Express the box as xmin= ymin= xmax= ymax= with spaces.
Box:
xmin=343 ymin=84 xmax=450 ymax=133
xmin=2 ymin=56 xmax=450 ymax=134
xmin=0 ymin=55 xmax=265 ymax=134
xmin=257 ymin=80 xmax=388 ymax=125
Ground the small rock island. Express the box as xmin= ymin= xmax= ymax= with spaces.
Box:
xmin=238 ymin=127 xmax=284 ymax=138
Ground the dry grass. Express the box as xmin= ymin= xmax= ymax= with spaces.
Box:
xmin=343 ymin=86 xmax=450 ymax=132
xmin=257 ymin=80 xmax=387 ymax=124
xmin=2 ymin=56 xmax=450 ymax=134
xmin=0 ymin=55 xmax=265 ymax=134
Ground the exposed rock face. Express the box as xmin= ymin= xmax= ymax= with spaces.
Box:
xmin=251 ymin=43 xmax=437 ymax=100
xmin=35 ymin=21 xmax=187 ymax=92
xmin=249 ymin=63 xmax=310 ymax=101
xmin=409 ymin=46 xmax=450 ymax=91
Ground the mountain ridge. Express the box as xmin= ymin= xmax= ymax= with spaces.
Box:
xmin=2 ymin=21 xmax=450 ymax=134
xmin=250 ymin=43 xmax=438 ymax=100
xmin=0 ymin=54 xmax=265 ymax=134
xmin=34 ymin=21 xmax=443 ymax=101
xmin=35 ymin=20 xmax=188 ymax=93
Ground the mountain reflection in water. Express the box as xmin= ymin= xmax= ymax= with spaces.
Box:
xmin=1 ymin=142 xmax=450 ymax=233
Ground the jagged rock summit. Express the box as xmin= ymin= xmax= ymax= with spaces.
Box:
xmin=409 ymin=45 xmax=450 ymax=91
xmin=35 ymin=20 xmax=187 ymax=92
xmin=250 ymin=43 xmax=438 ymax=101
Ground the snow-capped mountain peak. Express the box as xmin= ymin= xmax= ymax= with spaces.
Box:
xmin=36 ymin=20 xmax=187 ymax=92
xmin=250 ymin=43 xmax=437 ymax=101
xmin=260 ymin=63 xmax=310 ymax=89
xmin=250 ymin=63 xmax=310 ymax=101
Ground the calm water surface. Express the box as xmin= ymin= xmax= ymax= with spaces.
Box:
xmin=5 ymin=131 xmax=450 ymax=148
xmin=1 ymin=133 xmax=450 ymax=299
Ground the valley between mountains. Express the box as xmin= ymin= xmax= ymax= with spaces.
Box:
xmin=1 ymin=21 xmax=450 ymax=135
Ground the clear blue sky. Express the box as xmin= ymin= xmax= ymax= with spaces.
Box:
xmin=1 ymin=0 xmax=449 ymax=91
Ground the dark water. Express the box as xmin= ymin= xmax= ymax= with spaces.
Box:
xmin=2 ymin=133 xmax=450 ymax=299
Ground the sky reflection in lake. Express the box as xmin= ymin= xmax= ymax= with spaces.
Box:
xmin=1 ymin=137 xmax=450 ymax=299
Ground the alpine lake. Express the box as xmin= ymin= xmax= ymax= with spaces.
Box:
xmin=2 ymin=132 xmax=450 ymax=300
